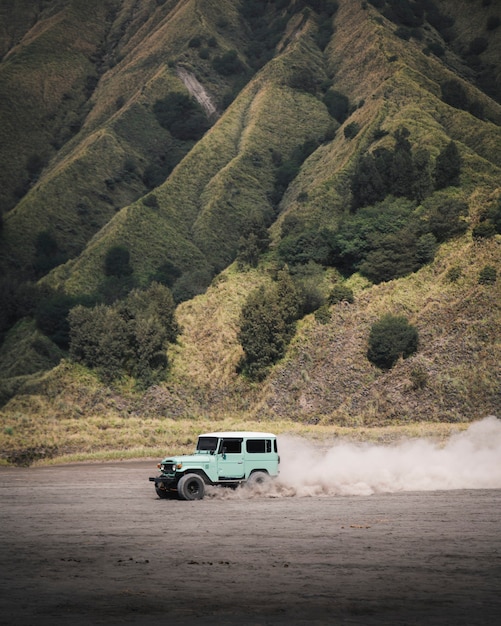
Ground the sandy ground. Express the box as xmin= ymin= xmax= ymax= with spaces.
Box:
xmin=0 ymin=460 xmax=500 ymax=625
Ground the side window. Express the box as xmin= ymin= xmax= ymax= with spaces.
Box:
xmin=246 ymin=439 xmax=272 ymax=453
xmin=222 ymin=438 xmax=242 ymax=453
xmin=246 ymin=439 xmax=265 ymax=453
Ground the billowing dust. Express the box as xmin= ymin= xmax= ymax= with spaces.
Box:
xmin=206 ymin=416 xmax=501 ymax=499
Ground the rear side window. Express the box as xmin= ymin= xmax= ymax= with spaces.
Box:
xmin=246 ymin=439 xmax=272 ymax=453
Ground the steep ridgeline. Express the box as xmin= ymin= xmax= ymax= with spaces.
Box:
xmin=0 ymin=0 xmax=500 ymax=426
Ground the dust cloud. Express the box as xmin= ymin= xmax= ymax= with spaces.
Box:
xmin=276 ymin=416 xmax=501 ymax=496
xmin=207 ymin=416 xmax=501 ymax=499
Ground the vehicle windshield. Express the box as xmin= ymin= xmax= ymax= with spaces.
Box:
xmin=196 ymin=436 xmax=219 ymax=453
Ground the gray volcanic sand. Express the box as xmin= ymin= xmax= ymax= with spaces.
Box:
xmin=1 ymin=431 xmax=500 ymax=626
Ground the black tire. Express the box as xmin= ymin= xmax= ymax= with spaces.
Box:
xmin=177 ymin=473 xmax=205 ymax=500
xmin=155 ymin=486 xmax=174 ymax=499
xmin=246 ymin=471 xmax=270 ymax=487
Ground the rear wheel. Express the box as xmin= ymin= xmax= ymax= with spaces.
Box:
xmin=177 ymin=473 xmax=205 ymax=500
xmin=246 ymin=471 xmax=270 ymax=487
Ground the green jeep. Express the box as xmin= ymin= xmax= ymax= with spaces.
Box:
xmin=149 ymin=431 xmax=280 ymax=500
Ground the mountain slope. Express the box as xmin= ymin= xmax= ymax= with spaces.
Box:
xmin=0 ymin=0 xmax=500 ymax=443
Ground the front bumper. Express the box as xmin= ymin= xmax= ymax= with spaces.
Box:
xmin=149 ymin=475 xmax=177 ymax=489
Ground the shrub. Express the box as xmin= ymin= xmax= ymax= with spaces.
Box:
xmin=289 ymin=68 xmax=317 ymax=94
xmin=316 ymin=16 xmax=334 ymax=50
xmin=323 ymin=89 xmax=350 ymax=123
xmin=278 ymin=229 xmax=331 ymax=266
xmin=367 ymin=314 xmax=419 ymax=370
xmin=212 ymin=50 xmax=245 ymax=75
xmin=360 ymin=230 xmax=421 ymax=283
xmin=153 ymin=93 xmax=209 ymax=140
xmin=472 ymin=221 xmax=496 ymax=239
xmin=344 ymin=122 xmax=360 ymax=139
xmin=425 ymin=42 xmax=445 ymax=57
xmin=328 ymin=284 xmax=354 ymax=304
xmin=152 ymin=260 xmax=181 ymax=288
xmin=314 ymin=304 xmax=331 ymax=324
xmin=332 ymin=199 xmax=426 ymax=281
xmin=441 ymin=80 xmax=469 ymax=110
xmin=446 ymin=266 xmax=462 ymax=283
xmin=485 ymin=200 xmax=501 ymax=234
xmin=486 ymin=16 xmax=500 ymax=31
xmin=171 ymin=268 xmax=212 ymax=303
xmin=296 ymin=276 xmax=325 ymax=316
xmin=468 ymin=37 xmax=488 ymax=56
xmin=104 ymin=246 xmax=133 ymax=277
xmin=143 ymin=194 xmax=159 ymax=209
xmin=478 ymin=265 xmax=497 ymax=285
xmin=410 ymin=366 xmax=429 ymax=390
xmin=395 ymin=26 xmax=412 ymax=40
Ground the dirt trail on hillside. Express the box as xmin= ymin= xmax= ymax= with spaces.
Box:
xmin=1 ymin=461 xmax=500 ymax=625
xmin=177 ymin=66 xmax=218 ymax=118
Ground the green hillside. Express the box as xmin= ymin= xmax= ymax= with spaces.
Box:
xmin=0 ymin=0 xmax=500 ymax=464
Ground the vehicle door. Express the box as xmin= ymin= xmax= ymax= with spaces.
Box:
xmin=217 ymin=437 xmax=244 ymax=479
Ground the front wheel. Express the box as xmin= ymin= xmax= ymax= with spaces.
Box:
xmin=177 ymin=473 xmax=205 ymax=500
xmin=155 ymin=486 xmax=175 ymax=499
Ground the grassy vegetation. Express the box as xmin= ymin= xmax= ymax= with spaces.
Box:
xmin=0 ymin=410 xmax=470 ymax=467
xmin=0 ymin=1 xmax=500 ymax=464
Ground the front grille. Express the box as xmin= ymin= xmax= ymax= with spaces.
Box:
xmin=161 ymin=463 xmax=176 ymax=474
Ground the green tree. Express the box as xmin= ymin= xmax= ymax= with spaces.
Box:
xmin=35 ymin=291 xmax=77 ymax=349
xmin=435 ymin=141 xmax=461 ymax=189
xmin=412 ymin=148 xmax=433 ymax=202
xmin=367 ymin=314 xmax=419 ymax=370
xmin=351 ymin=154 xmax=386 ymax=209
xmin=236 ymin=219 xmax=270 ymax=269
xmin=33 ymin=231 xmax=66 ymax=277
xmin=238 ymin=270 xmax=300 ymax=380
xmin=237 ymin=286 xmax=288 ymax=380
xmin=69 ymin=283 xmax=178 ymax=384
xmin=69 ymin=304 xmax=129 ymax=381
xmin=391 ymin=127 xmax=414 ymax=198
xmin=427 ymin=197 xmax=468 ymax=242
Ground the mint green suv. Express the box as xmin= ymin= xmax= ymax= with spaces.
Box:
xmin=149 ymin=431 xmax=280 ymax=500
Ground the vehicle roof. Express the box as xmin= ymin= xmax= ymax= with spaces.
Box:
xmin=198 ymin=431 xmax=277 ymax=438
